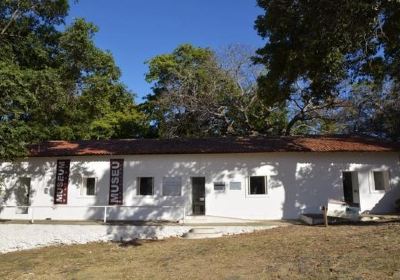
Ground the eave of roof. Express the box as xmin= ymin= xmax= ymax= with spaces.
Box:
xmin=27 ymin=136 xmax=400 ymax=158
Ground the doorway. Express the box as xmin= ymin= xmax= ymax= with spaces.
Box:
xmin=342 ymin=171 xmax=360 ymax=206
xmin=15 ymin=177 xmax=31 ymax=214
xmin=191 ymin=177 xmax=205 ymax=215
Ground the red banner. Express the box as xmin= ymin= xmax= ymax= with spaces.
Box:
xmin=109 ymin=159 xmax=124 ymax=205
xmin=54 ymin=159 xmax=70 ymax=204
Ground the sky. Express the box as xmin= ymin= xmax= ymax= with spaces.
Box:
xmin=66 ymin=0 xmax=264 ymax=103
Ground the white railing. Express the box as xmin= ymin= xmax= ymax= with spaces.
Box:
xmin=0 ymin=205 xmax=186 ymax=224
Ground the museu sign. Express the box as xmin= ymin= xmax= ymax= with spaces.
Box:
xmin=54 ymin=159 xmax=70 ymax=204
xmin=109 ymin=159 xmax=124 ymax=205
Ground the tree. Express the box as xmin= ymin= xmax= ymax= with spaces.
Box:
xmin=371 ymin=95 xmax=400 ymax=140
xmin=335 ymin=82 xmax=400 ymax=140
xmin=0 ymin=0 xmax=69 ymax=160
xmin=217 ymin=44 xmax=287 ymax=135
xmin=50 ymin=18 xmax=148 ymax=140
xmin=144 ymin=44 xmax=242 ymax=138
xmin=0 ymin=1 xmax=147 ymax=159
xmin=254 ymin=0 xmax=400 ymax=137
xmin=143 ymin=44 xmax=287 ymax=138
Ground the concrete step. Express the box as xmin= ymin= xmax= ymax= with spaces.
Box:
xmin=183 ymin=215 xmax=260 ymax=224
xmin=182 ymin=227 xmax=223 ymax=239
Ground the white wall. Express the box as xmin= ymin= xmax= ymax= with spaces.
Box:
xmin=0 ymin=152 xmax=399 ymax=220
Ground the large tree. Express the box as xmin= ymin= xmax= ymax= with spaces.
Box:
xmin=254 ymin=0 xmax=400 ymax=137
xmin=143 ymin=44 xmax=287 ymax=138
xmin=0 ymin=0 xmax=146 ymax=160
xmin=332 ymin=82 xmax=400 ymax=140
xmin=217 ymin=44 xmax=287 ymax=135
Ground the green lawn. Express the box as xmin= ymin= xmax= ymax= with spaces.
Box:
xmin=1 ymin=223 xmax=400 ymax=279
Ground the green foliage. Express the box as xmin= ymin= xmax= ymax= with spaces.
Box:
xmin=144 ymin=44 xmax=287 ymax=138
xmin=0 ymin=1 xmax=147 ymax=160
xmin=144 ymin=44 xmax=240 ymax=137
xmin=255 ymin=0 xmax=397 ymax=101
xmin=2 ymin=0 xmax=399 ymax=162
xmin=254 ymin=0 xmax=400 ymax=138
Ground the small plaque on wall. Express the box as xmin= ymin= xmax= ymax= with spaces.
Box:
xmin=230 ymin=182 xmax=242 ymax=190
xmin=214 ymin=182 xmax=225 ymax=191
xmin=162 ymin=177 xmax=182 ymax=196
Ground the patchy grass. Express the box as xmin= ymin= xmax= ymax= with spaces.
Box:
xmin=1 ymin=223 xmax=400 ymax=279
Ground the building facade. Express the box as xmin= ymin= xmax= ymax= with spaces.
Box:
xmin=0 ymin=137 xmax=399 ymax=221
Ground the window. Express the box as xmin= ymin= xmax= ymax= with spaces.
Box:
xmin=81 ymin=177 xmax=96 ymax=196
xmin=373 ymin=171 xmax=389 ymax=191
xmin=249 ymin=176 xmax=267 ymax=195
xmin=213 ymin=182 xmax=225 ymax=191
xmin=162 ymin=177 xmax=181 ymax=196
xmin=138 ymin=177 xmax=154 ymax=195
xmin=85 ymin=177 xmax=96 ymax=196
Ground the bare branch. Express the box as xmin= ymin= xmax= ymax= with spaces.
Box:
xmin=1 ymin=1 xmax=22 ymax=36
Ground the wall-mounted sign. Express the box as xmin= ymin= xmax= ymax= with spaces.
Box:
xmin=109 ymin=159 xmax=124 ymax=205
xmin=229 ymin=182 xmax=242 ymax=190
xmin=213 ymin=181 xmax=226 ymax=191
xmin=162 ymin=177 xmax=182 ymax=196
xmin=54 ymin=160 xmax=70 ymax=204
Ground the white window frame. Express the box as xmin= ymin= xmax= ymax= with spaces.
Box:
xmin=137 ymin=177 xmax=154 ymax=196
xmin=162 ymin=177 xmax=182 ymax=196
xmin=81 ymin=176 xmax=97 ymax=197
xmin=370 ymin=170 xmax=390 ymax=193
xmin=246 ymin=176 xmax=268 ymax=197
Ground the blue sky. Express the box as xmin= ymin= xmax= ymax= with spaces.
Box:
xmin=66 ymin=0 xmax=264 ymax=103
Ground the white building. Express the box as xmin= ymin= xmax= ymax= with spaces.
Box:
xmin=0 ymin=136 xmax=399 ymax=221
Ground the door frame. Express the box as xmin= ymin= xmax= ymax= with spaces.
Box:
xmin=341 ymin=171 xmax=360 ymax=206
xmin=191 ymin=177 xmax=206 ymax=216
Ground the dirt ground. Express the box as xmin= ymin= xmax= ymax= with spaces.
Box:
xmin=0 ymin=222 xmax=400 ymax=280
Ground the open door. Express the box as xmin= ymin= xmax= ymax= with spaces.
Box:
xmin=342 ymin=171 xmax=360 ymax=206
xmin=191 ymin=177 xmax=205 ymax=215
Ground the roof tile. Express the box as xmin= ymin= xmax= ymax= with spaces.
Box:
xmin=27 ymin=136 xmax=400 ymax=157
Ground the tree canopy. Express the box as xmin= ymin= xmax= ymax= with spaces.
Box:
xmin=254 ymin=0 xmax=400 ymax=138
xmin=1 ymin=0 xmax=399 ymax=160
xmin=143 ymin=44 xmax=286 ymax=138
xmin=0 ymin=0 xmax=146 ymax=160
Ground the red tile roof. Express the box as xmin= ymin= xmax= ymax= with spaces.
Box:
xmin=27 ymin=136 xmax=400 ymax=157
